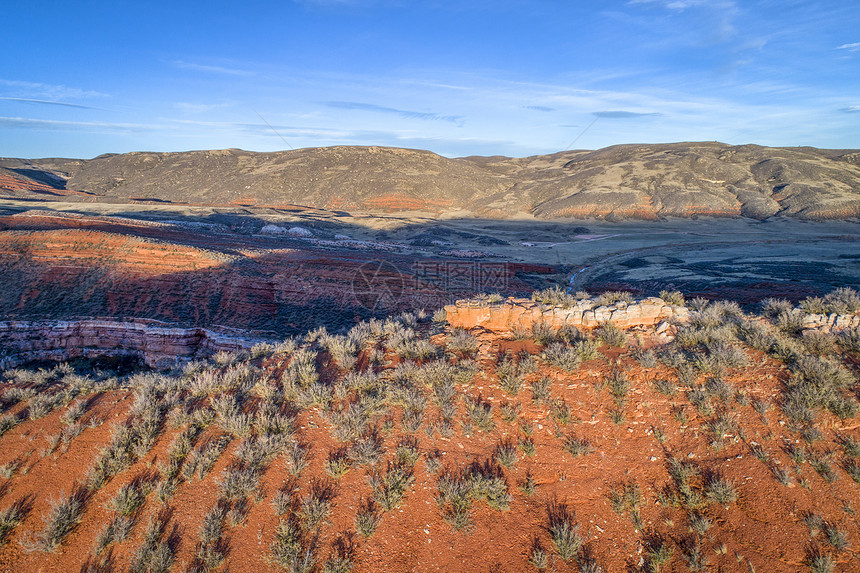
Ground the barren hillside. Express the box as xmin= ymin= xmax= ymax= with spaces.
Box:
xmin=3 ymin=143 xmax=860 ymax=220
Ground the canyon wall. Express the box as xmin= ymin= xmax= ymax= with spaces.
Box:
xmin=0 ymin=319 xmax=263 ymax=369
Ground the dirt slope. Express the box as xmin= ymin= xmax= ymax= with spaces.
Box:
xmin=0 ymin=298 xmax=858 ymax=572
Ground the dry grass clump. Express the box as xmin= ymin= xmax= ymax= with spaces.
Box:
xmin=437 ymin=458 xmax=512 ymax=531
xmin=446 ymin=328 xmax=479 ymax=357
xmin=21 ymin=488 xmax=88 ymax=553
xmin=595 ymin=322 xmax=627 ymax=347
xmin=594 ymin=290 xmax=634 ymax=306
xmin=800 ymin=287 xmax=860 ymax=315
xmin=531 ymin=286 xmax=587 ymax=308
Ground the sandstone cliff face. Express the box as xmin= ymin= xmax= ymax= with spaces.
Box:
xmin=0 ymin=319 xmax=262 ymax=369
xmin=445 ymin=297 xmax=690 ymax=332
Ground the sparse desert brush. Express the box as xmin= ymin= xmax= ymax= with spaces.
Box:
xmin=541 ymin=342 xmax=582 ymax=372
xmin=608 ymin=482 xmax=644 ymax=528
xmin=93 ymin=514 xmax=132 ymax=555
xmin=22 ymin=488 xmax=87 ymax=553
xmin=189 ymin=504 xmax=228 ymax=572
xmin=634 ymin=347 xmax=658 ymax=368
xmin=496 ymin=352 xmax=533 ymax=395
xmin=355 ymin=497 xmax=382 ymax=538
xmin=802 ymin=331 xmax=837 ymax=355
xmin=775 ymin=309 xmax=805 ymax=335
xmin=128 ymin=513 xmax=178 ymax=573
xmin=348 ymin=428 xmax=384 ymax=467
xmin=394 ymin=338 xmax=439 ymax=361
xmin=298 ymin=478 xmax=336 ymax=530
xmin=323 ymin=534 xmax=356 ymax=573
xmin=285 ymin=440 xmax=310 ymax=477
xmin=0 ymin=413 xmax=21 ymax=438
xmin=660 ymin=290 xmax=685 ymax=306
xmin=184 ymin=435 xmax=230 ymax=480
xmin=806 ymin=548 xmax=836 ymax=573
xmin=270 ymin=516 xmax=316 ymax=573
xmin=323 ymin=335 xmax=359 ymax=371
xmin=211 ymin=395 xmax=253 ymax=438
xmin=703 ymin=474 xmax=738 ymax=505
xmin=530 ymin=321 xmax=558 ymax=346
xmin=529 ymin=537 xmax=549 ymax=569
xmin=251 ymin=342 xmax=275 ymax=359
xmin=595 ymin=322 xmax=627 ymax=347
xmin=562 ymin=434 xmax=592 ymax=457
xmin=465 ymin=395 xmax=494 ymax=432
xmin=0 ymin=497 xmax=31 ymax=546
xmin=808 ymin=450 xmax=839 ymax=483
xmin=782 ymin=355 xmax=859 ymax=422
xmin=369 ymin=461 xmax=415 ymax=511
xmin=531 ymin=286 xmax=580 ymax=308
xmin=446 ymin=328 xmax=479 ymax=356
xmin=530 ymin=376 xmax=552 ymax=403
xmin=547 ymin=501 xmax=584 ymax=561
xmin=801 ymin=287 xmax=860 ymax=315
xmin=281 ymin=348 xmax=320 ymax=391
xmin=432 ymin=307 xmax=448 ymax=324
xmin=326 ymin=447 xmax=351 ymax=479
xmin=218 ymin=464 xmax=261 ymax=501
xmin=109 ymin=481 xmax=148 ymax=517
xmin=762 ymin=297 xmax=793 ymax=317
xmin=653 ymin=378 xmax=677 ymax=396
xmin=494 ymin=439 xmax=518 ymax=468
xmin=61 ymin=398 xmax=88 ymax=425
xmin=605 ymin=369 xmax=631 ymax=403
xmin=437 ymin=459 xmax=511 ymax=530
xmin=839 ymin=327 xmax=860 ymax=353
xmin=550 ymin=398 xmax=572 ymax=425
xmin=595 ymin=290 xmax=634 ymax=306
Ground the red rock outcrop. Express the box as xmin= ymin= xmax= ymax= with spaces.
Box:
xmin=445 ymin=296 xmax=690 ymax=332
xmin=801 ymin=312 xmax=860 ymax=332
xmin=0 ymin=319 xmax=262 ymax=369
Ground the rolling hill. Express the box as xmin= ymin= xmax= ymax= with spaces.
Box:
xmin=2 ymin=142 xmax=860 ymax=220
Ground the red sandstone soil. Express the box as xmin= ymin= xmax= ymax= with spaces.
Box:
xmin=0 ymin=328 xmax=858 ymax=572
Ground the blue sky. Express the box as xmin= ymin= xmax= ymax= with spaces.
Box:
xmin=1 ymin=0 xmax=858 ymax=158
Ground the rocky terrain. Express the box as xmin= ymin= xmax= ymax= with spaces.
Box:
xmin=3 ymin=142 xmax=860 ymax=220
xmin=0 ymin=290 xmax=858 ymax=573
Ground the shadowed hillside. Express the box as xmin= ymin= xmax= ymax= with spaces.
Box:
xmin=3 ymin=142 xmax=860 ymax=220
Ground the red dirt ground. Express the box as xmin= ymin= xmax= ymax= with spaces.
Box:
xmin=0 ymin=323 xmax=858 ymax=572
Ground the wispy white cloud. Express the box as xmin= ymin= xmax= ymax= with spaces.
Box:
xmin=0 ymin=79 xmax=108 ymax=100
xmin=837 ymin=42 xmax=860 ymax=52
xmin=0 ymin=97 xmax=103 ymax=110
xmin=174 ymin=102 xmax=233 ymax=114
xmin=0 ymin=116 xmax=157 ymax=132
xmin=324 ymin=101 xmax=464 ymax=125
xmin=172 ymin=61 xmax=255 ymax=76
xmin=593 ymin=110 xmax=662 ymax=118
xmin=841 ymin=105 xmax=860 ymax=113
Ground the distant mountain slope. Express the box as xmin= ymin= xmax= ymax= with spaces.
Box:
xmin=3 ymin=142 xmax=860 ymax=219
